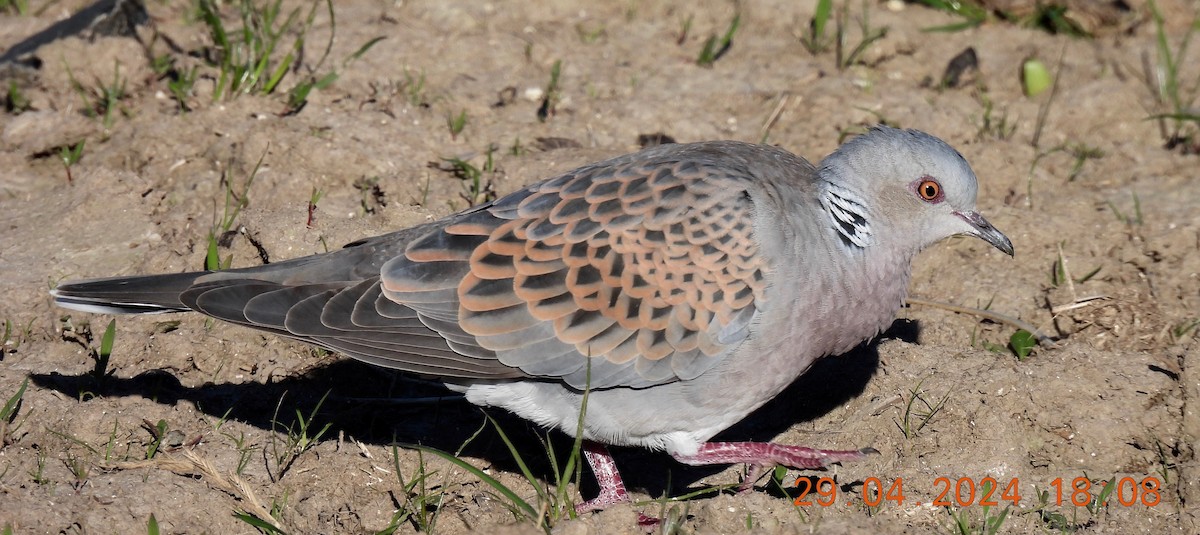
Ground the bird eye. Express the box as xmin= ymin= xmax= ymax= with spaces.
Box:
xmin=917 ymin=178 xmax=942 ymax=202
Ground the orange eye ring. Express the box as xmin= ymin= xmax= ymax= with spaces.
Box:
xmin=917 ymin=179 xmax=941 ymax=202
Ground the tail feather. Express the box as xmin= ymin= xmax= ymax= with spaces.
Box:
xmin=52 ymin=272 xmax=209 ymax=314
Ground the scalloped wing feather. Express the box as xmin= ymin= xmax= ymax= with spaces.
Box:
xmin=382 ymin=151 xmax=770 ymax=389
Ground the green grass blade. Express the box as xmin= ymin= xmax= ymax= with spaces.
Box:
xmin=409 ymin=444 xmax=537 ymax=519
xmin=263 ymin=51 xmax=295 ymax=94
xmin=812 ymin=0 xmax=832 ymax=38
xmin=205 ymin=234 xmax=221 ymax=271
xmin=100 ymin=318 xmax=116 ymax=356
xmin=1 ymin=378 xmax=28 ymax=422
xmin=233 ymin=511 xmax=285 ymax=534
xmin=486 ymin=415 xmax=551 ymax=507
xmin=348 ymin=37 xmax=386 ymax=63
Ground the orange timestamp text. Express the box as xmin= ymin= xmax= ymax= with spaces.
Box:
xmin=791 ymin=476 xmax=1164 ymax=508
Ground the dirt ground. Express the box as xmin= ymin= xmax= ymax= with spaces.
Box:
xmin=1 ymin=0 xmax=1198 ymax=533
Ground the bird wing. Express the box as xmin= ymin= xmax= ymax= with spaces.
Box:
xmin=381 ymin=147 xmax=771 ymax=389
xmin=62 ymin=145 xmax=774 ymax=388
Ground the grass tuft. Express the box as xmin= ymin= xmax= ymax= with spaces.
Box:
xmin=834 ymin=0 xmax=888 ymax=71
xmin=1145 ymin=0 xmax=1200 ymax=153
xmin=696 ymin=12 xmax=741 ymax=67
xmin=206 ymin=149 xmax=265 ymax=271
xmin=896 ymin=377 xmax=948 ymax=439
xmin=799 ymin=0 xmax=834 ymax=54
xmin=1 ymin=377 xmax=29 ymax=447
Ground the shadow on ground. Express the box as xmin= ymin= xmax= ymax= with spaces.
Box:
xmin=29 ymin=319 xmax=919 ymax=502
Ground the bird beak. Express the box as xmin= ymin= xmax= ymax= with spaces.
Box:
xmin=955 ymin=211 xmax=1014 ymax=256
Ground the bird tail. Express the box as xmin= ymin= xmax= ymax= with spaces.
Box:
xmin=52 ymin=272 xmax=209 ymax=315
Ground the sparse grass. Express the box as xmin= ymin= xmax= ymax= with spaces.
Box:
xmin=103 ymin=419 xmax=123 ymax=462
xmin=1050 ymin=246 xmax=1101 ymax=288
xmin=918 ymin=0 xmax=1088 ymax=35
xmin=575 ymin=21 xmax=606 ymax=43
xmin=414 ymin=420 xmax=586 ymax=530
xmin=197 ymin=0 xmax=307 ymax=100
xmin=696 ymin=12 xmax=740 ymax=67
xmin=2 ymin=318 xmax=34 ymax=357
xmin=915 ymin=0 xmax=987 ymax=32
xmin=306 ymin=186 xmax=324 ymax=228
xmin=267 ymin=391 xmax=332 ymax=480
xmin=387 ymin=445 xmax=446 ymax=532
xmin=28 ymin=448 xmax=50 ymax=486
xmin=59 ymin=139 xmax=85 ymax=184
xmin=1025 ymin=4 xmax=1089 ymax=37
xmin=402 ymin=70 xmax=428 ymax=107
xmin=835 ymin=0 xmax=888 ymax=71
xmin=799 ymin=0 xmax=834 ymax=54
xmin=63 ymin=452 xmax=91 ymax=490
xmin=234 ymin=510 xmax=287 ymax=534
xmin=1106 ymin=192 xmax=1143 ymax=226
xmin=944 ymin=480 xmax=1010 ymax=534
xmin=973 ymin=92 xmax=1016 ymax=141
xmin=66 ymin=59 xmax=129 ymax=129
xmin=1171 ymin=318 xmax=1200 ymax=342
xmin=446 ymin=109 xmax=467 ymax=140
xmin=91 ymin=318 xmax=116 ymax=380
xmin=1 ymin=378 xmax=29 ymax=447
xmin=152 ymin=54 xmax=200 ymax=112
xmin=441 ymin=145 xmax=499 ymax=207
xmin=538 ymin=60 xmax=562 ymax=122
xmin=1028 ymin=141 xmax=1103 ymax=208
xmin=1148 ymin=439 xmax=1174 ymax=489
xmin=896 ymin=377 xmax=948 ymax=439
xmin=509 ymin=137 xmax=526 ymax=157
xmin=206 ymin=150 xmax=265 ymax=270
xmin=5 ymin=80 xmax=31 ymax=114
xmin=223 ymin=428 xmax=258 ymax=475
xmin=408 ymin=371 xmax=595 ymax=531
xmin=676 ymin=14 xmax=693 ymax=45
xmin=1145 ymin=0 xmax=1200 ymax=153
xmin=1061 ymin=143 xmax=1105 ymax=181
xmin=196 ymin=0 xmax=381 ymax=113
xmin=0 ymin=0 xmax=28 ymax=14
xmin=142 ymin=419 xmax=168 ymax=460
xmin=1027 ymin=486 xmax=1076 ymax=531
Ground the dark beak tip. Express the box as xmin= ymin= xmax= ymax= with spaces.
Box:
xmin=958 ymin=211 xmax=1013 ymax=257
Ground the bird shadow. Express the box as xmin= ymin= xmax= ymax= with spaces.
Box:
xmin=28 ymin=318 xmax=919 ymax=507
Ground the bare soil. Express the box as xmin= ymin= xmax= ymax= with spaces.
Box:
xmin=1 ymin=1 xmax=1198 ymax=533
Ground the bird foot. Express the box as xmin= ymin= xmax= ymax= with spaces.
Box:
xmin=738 ymin=463 xmax=769 ymax=493
xmin=575 ymin=441 xmax=633 ymax=515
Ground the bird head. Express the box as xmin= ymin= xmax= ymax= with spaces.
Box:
xmin=818 ymin=125 xmax=1014 ymax=257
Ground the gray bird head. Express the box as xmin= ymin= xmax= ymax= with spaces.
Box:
xmin=817 ymin=125 xmax=1014 ymax=257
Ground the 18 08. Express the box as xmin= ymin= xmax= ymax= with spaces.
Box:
xmin=792 ymin=475 xmax=1163 ymax=508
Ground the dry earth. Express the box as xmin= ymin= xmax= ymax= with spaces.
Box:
xmin=1 ymin=0 xmax=1198 ymax=533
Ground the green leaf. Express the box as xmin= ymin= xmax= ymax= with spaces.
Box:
xmin=1009 ymin=329 xmax=1036 ymax=360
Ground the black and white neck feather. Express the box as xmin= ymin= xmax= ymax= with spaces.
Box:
xmin=819 ymin=181 xmax=873 ymax=250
